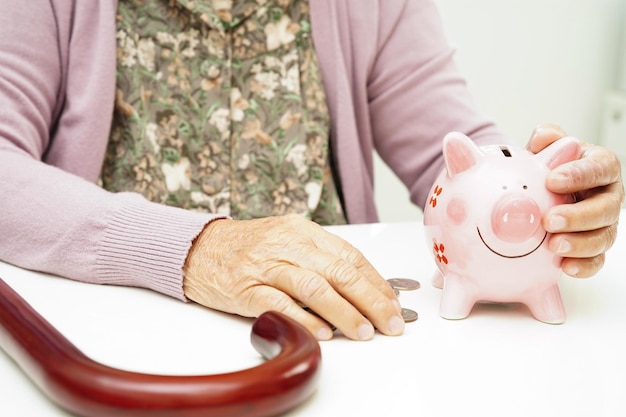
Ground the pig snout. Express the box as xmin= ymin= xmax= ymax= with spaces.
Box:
xmin=491 ymin=196 xmax=542 ymax=242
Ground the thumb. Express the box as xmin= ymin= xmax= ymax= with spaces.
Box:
xmin=526 ymin=124 xmax=568 ymax=153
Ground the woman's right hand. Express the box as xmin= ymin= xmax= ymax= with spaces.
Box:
xmin=183 ymin=214 xmax=405 ymax=341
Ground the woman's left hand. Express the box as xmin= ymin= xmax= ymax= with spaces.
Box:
xmin=527 ymin=124 xmax=624 ymax=277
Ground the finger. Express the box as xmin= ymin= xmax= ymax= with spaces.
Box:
xmin=302 ymin=246 xmax=403 ymax=334
xmin=309 ymin=224 xmax=400 ymax=302
xmin=545 ymin=144 xmax=622 ymax=194
xmin=242 ymin=285 xmax=338 ymax=341
xmin=560 ymin=253 xmax=606 ymax=278
xmin=266 ymin=264 xmax=378 ymax=340
xmin=526 ymin=124 xmax=568 ymax=153
xmin=333 ymin=243 xmax=400 ymax=303
xmin=544 ymin=185 xmax=622 ymax=233
xmin=547 ymin=224 xmax=618 ymax=260
xmin=273 ymin=253 xmax=404 ymax=339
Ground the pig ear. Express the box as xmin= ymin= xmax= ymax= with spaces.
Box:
xmin=534 ymin=136 xmax=581 ymax=169
xmin=443 ymin=132 xmax=484 ymax=176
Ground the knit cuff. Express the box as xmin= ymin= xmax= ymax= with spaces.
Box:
xmin=96 ymin=195 xmax=225 ymax=301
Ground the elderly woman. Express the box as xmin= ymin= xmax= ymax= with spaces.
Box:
xmin=0 ymin=0 xmax=622 ymax=341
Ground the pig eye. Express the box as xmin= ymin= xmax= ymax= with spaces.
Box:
xmin=523 ymin=185 xmax=528 ymax=190
xmin=502 ymin=185 xmax=508 ymax=190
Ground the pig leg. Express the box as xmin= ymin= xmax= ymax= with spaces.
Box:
xmin=524 ymin=284 xmax=566 ymax=324
xmin=431 ymin=270 xmax=444 ymax=289
xmin=439 ymin=274 xmax=476 ymax=320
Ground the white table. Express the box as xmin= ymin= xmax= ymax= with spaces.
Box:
xmin=1 ymin=220 xmax=625 ymax=417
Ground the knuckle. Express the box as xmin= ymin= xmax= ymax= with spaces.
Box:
xmin=579 ymin=228 xmax=614 ymax=257
xmin=608 ymin=150 xmax=622 ymax=178
xmin=576 ymin=254 xmax=605 ymax=278
xmin=575 ymin=150 xmax=617 ymax=189
xmin=368 ymin=296 xmax=391 ymax=315
xmin=587 ymin=253 xmax=606 ymax=276
xmin=282 ymin=213 xmax=298 ymax=224
xmin=244 ymin=288 xmax=292 ymax=317
xmin=605 ymin=223 xmax=619 ymax=251
xmin=592 ymin=194 xmax=622 ymax=238
xmin=608 ymin=192 xmax=624 ymax=220
xmin=325 ymin=258 xmax=360 ymax=288
xmin=600 ymin=151 xmax=622 ymax=184
xmin=338 ymin=243 xmax=366 ymax=266
xmin=269 ymin=295 xmax=295 ymax=314
xmin=588 ymin=159 xmax=608 ymax=186
xmin=284 ymin=213 xmax=308 ymax=227
xmin=297 ymin=275 xmax=329 ymax=300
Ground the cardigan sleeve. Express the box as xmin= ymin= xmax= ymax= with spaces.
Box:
xmin=367 ymin=0 xmax=508 ymax=209
xmin=0 ymin=0 xmax=219 ymax=300
xmin=310 ymin=0 xmax=509 ymax=220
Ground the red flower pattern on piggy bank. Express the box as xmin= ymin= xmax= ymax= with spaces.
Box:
xmin=423 ymin=132 xmax=579 ymax=323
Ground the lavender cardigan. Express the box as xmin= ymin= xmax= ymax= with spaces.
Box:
xmin=0 ymin=0 xmax=504 ymax=300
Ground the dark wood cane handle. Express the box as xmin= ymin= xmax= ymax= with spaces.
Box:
xmin=0 ymin=277 xmax=321 ymax=417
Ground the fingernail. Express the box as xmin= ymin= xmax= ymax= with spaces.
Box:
xmin=316 ymin=327 xmax=333 ymax=341
xmin=357 ymin=323 xmax=374 ymax=341
xmin=391 ymin=298 xmax=402 ymax=314
xmin=388 ymin=315 xmax=405 ymax=335
xmin=549 ymin=215 xmax=567 ymax=231
xmin=557 ymin=239 xmax=572 ymax=254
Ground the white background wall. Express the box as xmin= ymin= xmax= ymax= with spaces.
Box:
xmin=374 ymin=0 xmax=625 ymax=222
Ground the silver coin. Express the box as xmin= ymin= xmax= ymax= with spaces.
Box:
xmin=401 ymin=308 xmax=418 ymax=323
xmin=387 ymin=278 xmax=421 ymax=291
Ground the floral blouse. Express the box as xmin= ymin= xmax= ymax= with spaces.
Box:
xmin=101 ymin=0 xmax=346 ymax=225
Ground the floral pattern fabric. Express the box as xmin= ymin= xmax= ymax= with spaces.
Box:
xmin=101 ymin=0 xmax=346 ymax=225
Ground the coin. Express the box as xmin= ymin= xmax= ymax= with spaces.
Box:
xmin=401 ymin=308 xmax=418 ymax=323
xmin=387 ymin=278 xmax=421 ymax=291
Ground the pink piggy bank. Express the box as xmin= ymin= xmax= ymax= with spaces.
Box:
xmin=423 ymin=132 xmax=580 ymax=323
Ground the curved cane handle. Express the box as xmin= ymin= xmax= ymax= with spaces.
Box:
xmin=0 ymin=277 xmax=321 ymax=417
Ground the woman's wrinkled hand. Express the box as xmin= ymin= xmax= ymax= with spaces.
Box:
xmin=183 ymin=214 xmax=405 ymax=341
xmin=527 ymin=124 xmax=624 ymax=277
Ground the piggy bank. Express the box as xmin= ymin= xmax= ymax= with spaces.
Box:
xmin=423 ymin=132 xmax=580 ymax=323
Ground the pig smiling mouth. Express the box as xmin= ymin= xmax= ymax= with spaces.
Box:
xmin=477 ymin=227 xmax=547 ymax=259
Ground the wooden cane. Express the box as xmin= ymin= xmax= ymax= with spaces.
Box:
xmin=0 ymin=277 xmax=321 ymax=417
